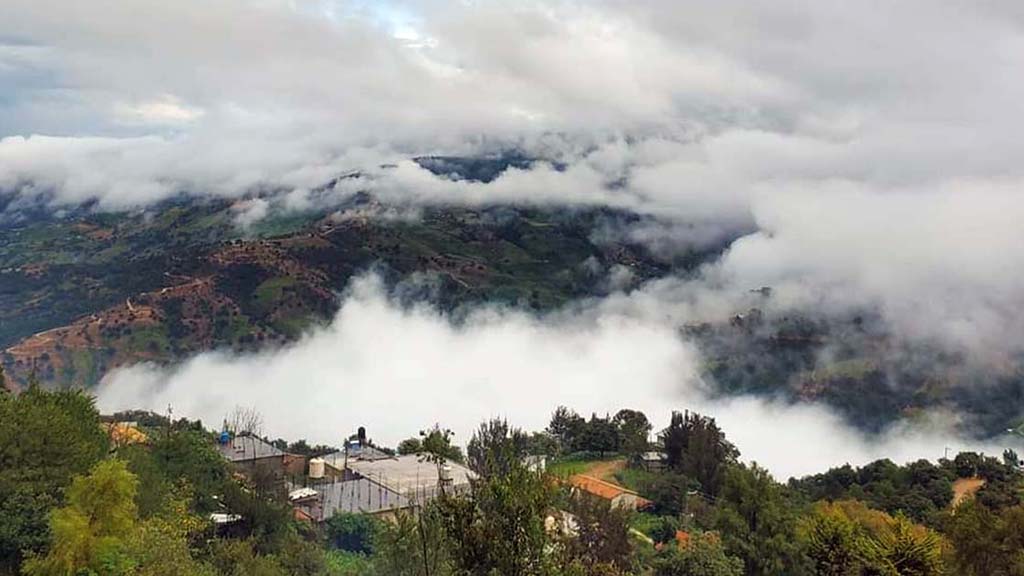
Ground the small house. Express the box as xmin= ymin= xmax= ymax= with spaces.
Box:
xmin=568 ymin=474 xmax=651 ymax=511
xmin=217 ymin=433 xmax=305 ymax=477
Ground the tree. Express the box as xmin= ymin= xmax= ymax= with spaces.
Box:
xmin=876 ymin=513 xmax=944 ymax=576
xmin=419 ymin=425 xmax=464 ymax=466
xmin=397 ymin=437 xmax=423 ymax=455
xmin=0 ymin=387 xmax=109 ymax=569
xmin=148 ymin=429 xmax=229 ymax=513
xmin=653 ymin=533 xmax=744 ymax=576
xmin=207 ymin=538 xmax=287 ymax=576
xmin=466 ymin=418 xmax=528 ymax=478
xmin=613 ymin=409 xmax=651 ymax=464
xmin=221 ymin=468 xmax=293 ymax=554
xmin=524 ymin=432 xmax=559 ymax=458
xmin=798 ymin=500 xmax=892 ymax=576
xmin=639 ymin=472 xmax=695 ymax=516
xmin=226 ymin=405 xmax=264 ymax=437
xmin=125 ymin=487 xmax=217 ymax=576
xmin=325 ymin=513 xmax=379 ymax=555
xmin=435 ymin=459 xmax=555 ymax=575
xmin=22 ymin=459 xmax=138 ymax=576
xmin=548 ymin=406 xmax=586 ymax=453
xmin=1003 ymin=449 xmax=1020 ymax=468
xmin=661 ymin=411 xmax=738 ymax=496
xmin=371 ymin=506 xmax=451 ymax=576
xmin=579 ymin=413 xmax=619 ymax=456
xmin=557 ymin=492 xmax=634 ymax=574
xmin=713 ymin=463 xmax=806 ymax=576
xmin=946 ymin=501 xmax=1024 ymax=575
xmin=953 ymin=452 xmax=982 ymax=478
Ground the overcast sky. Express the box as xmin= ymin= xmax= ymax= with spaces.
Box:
xmin=5 ymin=0 xmax=1024 ymax=473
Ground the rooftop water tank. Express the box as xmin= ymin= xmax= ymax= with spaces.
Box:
xmin=219 ymin=430 xmax=230 ymax=445
xmin=309 ymin=457 xmax=326 ymax=479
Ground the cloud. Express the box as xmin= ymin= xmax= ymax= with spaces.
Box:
xmin=94 ymin=274 xmax=1009 ymax=480
xmin=6 ymin=0 xmax=1024 ymax=472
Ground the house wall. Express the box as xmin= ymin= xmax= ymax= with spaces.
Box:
xmin=611 ymin=492 xmax=641 ymax=510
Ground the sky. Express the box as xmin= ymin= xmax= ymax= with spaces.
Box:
xmin=3 ymin=0 xmax=1023 ymax=477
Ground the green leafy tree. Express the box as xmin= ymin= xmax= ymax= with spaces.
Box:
xmin=371 ymin=506 xmax=451 ymax=576
xmin=148 ymin=429 xmax=229 ymax=513
xmin=556 ymin=492 xmax=634 ymax=574
xmin=578 ymin=413 xmax=619 ymax=456
xmin=466 ymin=419 xmax=528 ymax=478
xmin=0 ymin=387 xmax=109 ymax=569
xmin=207 ymin=538 xmax=287 ymax=576
xmin=798 ymin=500 xmax=893 ymax=576
xmin=953 ymin=452 xmax=982 ymax=478
xmin=419 ymin=425 xmax=464 ymax=465
xmin=713 ymin=463 xmax=806 ymax=576
xmin=397 ymin=437 xmax=422 ymax=456
xmin=653 ymin=533 xmax=744 ymax=576
xmin=800 ymin=506 xmax=864 ymax=576
xmin=946 ymin=501 xmax=1024 ymax=575
xmin=22 ymin=459 xmax=138 ymax=576
xmin=523 ymin=432 xmax=559 ymax=458
xmin=125 ymin=487 xmax=216 ymax=576
xmin=325 ymin=513 xmax=379 ymax=555
xmin=435 ymin=460 xmax=555 ymax=575
xmin=875 ymin=514 xmax=944 ymax=576
xmin=612 ymin=409 xmax=651 ymax=464
xmin=548 ymin=406 xmax=586 ymax=453
xmin=221 ymin=470 xmax=293 ymax=555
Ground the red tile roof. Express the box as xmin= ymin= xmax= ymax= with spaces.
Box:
xmin=569 ymin=474 xmax=635 ymax=500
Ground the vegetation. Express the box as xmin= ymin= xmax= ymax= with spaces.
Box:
xmin=1 ymin=390 xmax=1022 ymax=575
xmin=1 ymin=200 xmax=685 ymax=389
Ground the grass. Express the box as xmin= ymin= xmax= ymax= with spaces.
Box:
xmin=125 ymin=325 xmax=171 ymax=356
xmin=252 ymin=276 xmax=298 ymax=312
xmin=613 ymin=467 xmax=660 ymax=493
xmin=324 ymin=550 xmax=373 ymax=576
xmin=271 ymin=312 xmax=316 ymax=339
xmin=630 ymin=511 xmax=665 ymax=538
xmin=547 ymin=455 xmax=621 ymax=479
xmin=547 ymin=458 xmax=593 ymax=478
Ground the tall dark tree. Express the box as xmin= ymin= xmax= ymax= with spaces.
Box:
xmin=1003 ymin=448 xmax=1020 ymax=468
xmin=580 ymin=413 xmax=619 ymax=456
xmin=548 ymin=406 xmax=586 ymax=453
xmin=660 ymin=410 xmax=738 ymax=496
xmin=713 ymin=463 xmax=806 ymax=576
xmin=467 ymin=418 xmax=528 ymax=478
xmin=613 ymin=409 xmax=651 ymax=464
xmin=557 ymin=492 xmax=634 ymax=574
xmin=435 ymin=459 xmax=555 ymax=576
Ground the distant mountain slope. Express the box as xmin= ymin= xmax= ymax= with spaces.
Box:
xmin=1 ymin=196 xmax=713 ymax=388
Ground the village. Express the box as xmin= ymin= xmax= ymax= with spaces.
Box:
xmin=105 ymin=412 xmax=663 ymax=536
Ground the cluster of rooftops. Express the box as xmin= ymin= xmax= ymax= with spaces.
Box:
xmin=215 ymin=433 xmax=476 ymax=521
xmin=211 ymin=431 xmax=653 ymax=525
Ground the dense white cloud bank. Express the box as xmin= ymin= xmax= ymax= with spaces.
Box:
xmin=95 ymin=275 xmax=1006 ymax=480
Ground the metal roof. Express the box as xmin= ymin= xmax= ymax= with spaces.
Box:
xmin=217 ymin=434 xmax=285 ymax=462
xmin=296 ymin=478 xmax=411 ymax=519
xmin=345 ymin=455 xmax=475 ymax=500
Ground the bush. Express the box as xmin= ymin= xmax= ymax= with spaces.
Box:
xmin=325 ymin=513 xmax=379 ymax=555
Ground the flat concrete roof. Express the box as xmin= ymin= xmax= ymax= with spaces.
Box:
xmin=346 ymin=455 xmax=474 ymax=498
